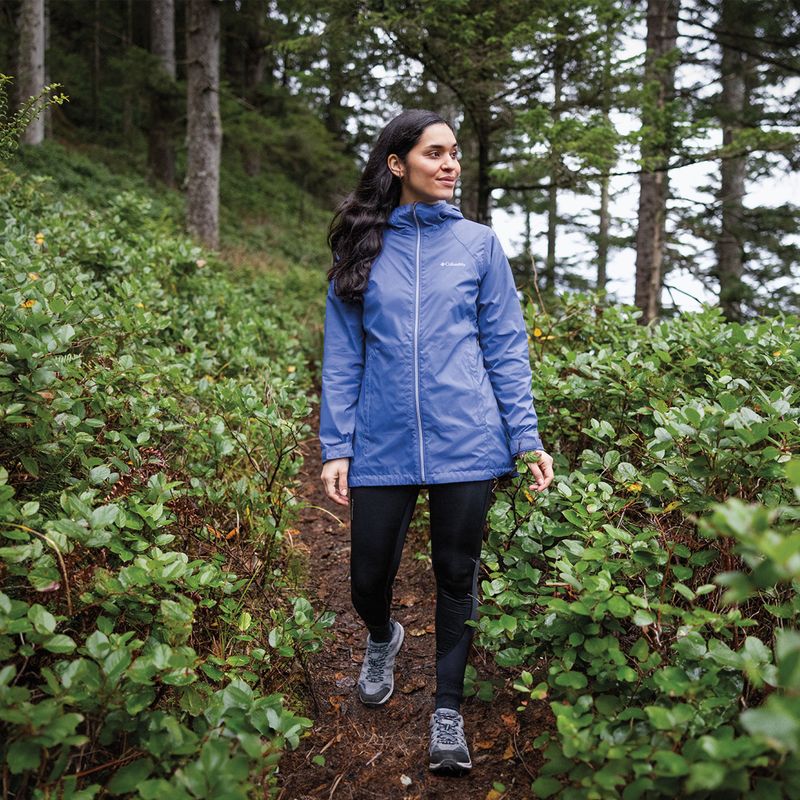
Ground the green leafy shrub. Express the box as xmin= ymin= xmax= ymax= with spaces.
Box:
xmin=0 ymin=159 xmax=333 ymax=798
xmin=478 ymin=295 xmax=800 ymax=798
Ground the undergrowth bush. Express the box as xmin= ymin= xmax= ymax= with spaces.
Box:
xmin=0 ymin=159 xmax=333 ymax=798
xmin=476 ymin=295 xmax=800 ymax=798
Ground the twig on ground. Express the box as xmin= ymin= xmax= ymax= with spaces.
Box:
xmin=328 ymin=772 xmax=345 ymax=798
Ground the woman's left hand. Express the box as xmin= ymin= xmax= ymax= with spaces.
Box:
xmin=521 ymin=449 xmax=554 ymax=492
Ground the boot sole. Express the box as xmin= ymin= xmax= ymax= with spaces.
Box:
xmin=429 ymin=758 xmax=472 ymax=774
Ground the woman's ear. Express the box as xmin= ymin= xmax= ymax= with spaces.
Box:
xmin=387 ymin=154 xmax=404 ymax=178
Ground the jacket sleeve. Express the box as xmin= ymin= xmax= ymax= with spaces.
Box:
xmin=476 ymin=230 xmax=545 ymax=456
xmin=319 ymin=278 xmax=365 ymax=463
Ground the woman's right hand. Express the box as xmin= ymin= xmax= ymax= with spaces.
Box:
xmin=321 ymin=457 xmax=351 ymax=506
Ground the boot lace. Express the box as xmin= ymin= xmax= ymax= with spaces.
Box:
xmin=364 ymin=641 xmax=390 ymax=682
xmin=430 ymin=711 xmax=466 ymax=748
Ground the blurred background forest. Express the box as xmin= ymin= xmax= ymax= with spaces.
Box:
xmin=2 ymin=0 xmax=798 ymax=320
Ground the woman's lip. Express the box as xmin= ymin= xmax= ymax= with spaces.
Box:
xmin=437 ymin=178 xmax=456 ymax=184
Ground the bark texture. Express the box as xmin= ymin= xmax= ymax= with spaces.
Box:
xmin=715 ymin=0 xmax=752 ymax=321
xmin=149 ymin=0 xmax=178 ymax=186
xmin=17 ymin=0 xmax=46 ymax=145
xmin=634 ymin=0 xmax=679 ymax=324
xmin=186 ymin=0 xmax=222 ymax=249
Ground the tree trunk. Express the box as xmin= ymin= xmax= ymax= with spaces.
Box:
xmin=597 ymin=26 xmax=614 ymax=294
xmin=597 ymin=175 xmax=610 ymax=292
xmin=715 ymin=0 xmax=751 ymax=321
xmin=544 ymin=22 xmax=566 ymax=293
xmin=149 ymin=0 xmax=178 ymax=186
xmin=475 ymin=108 xmax=492 ymax=225
xmin=456 ymin=115 xmax=480 ymax=221
xmin=17 ymin=0 xmax=46 ymax=145
xmin=324 ymin=11 xmax=348 ymax=141
xmin=92 ymin=0 xmax=100 ymax=130
xmin=186 ymin=0 xmax=222 ymax=249
xmin=634 ymin=0 xmax=679 ymax=324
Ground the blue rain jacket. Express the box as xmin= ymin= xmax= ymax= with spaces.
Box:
xmin=319 ymin=200 xmax=544 ymax=487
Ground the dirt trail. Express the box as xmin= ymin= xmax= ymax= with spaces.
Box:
xmin=276 ymin=404 xmax=552 ymax=800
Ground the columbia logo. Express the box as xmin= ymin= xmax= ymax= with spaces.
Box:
xmin=440 ymin=260 xmax=466 ymax=267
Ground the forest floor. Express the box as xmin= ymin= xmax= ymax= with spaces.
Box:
xmin=275 ymin=401 xmax=554 ymax=800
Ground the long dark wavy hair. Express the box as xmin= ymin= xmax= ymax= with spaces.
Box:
xmin=327 ymin=109 xmax=454 ymax=304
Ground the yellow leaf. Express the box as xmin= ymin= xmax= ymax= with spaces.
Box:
xmin=533 ymin=327 xmax=543 ymax=337
xmin=627 ymin=483 xmax=643 ymax=493
xmin=20 ymin=299 xmax=35 ymax=308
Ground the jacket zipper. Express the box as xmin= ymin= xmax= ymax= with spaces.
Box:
xmin=412 ymin=203 xmax=426 ymax=483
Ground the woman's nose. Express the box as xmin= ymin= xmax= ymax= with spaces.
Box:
xmin=443 ymin=155 xmax=459 ymax=171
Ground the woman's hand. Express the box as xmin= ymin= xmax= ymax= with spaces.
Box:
xmin=321 ymin=457 xmax=351 ymax=506
xmin=519 ymin=449 xmax=554 ymax=492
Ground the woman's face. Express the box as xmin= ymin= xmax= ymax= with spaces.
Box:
xmin=388 ymin=123 xmax=461 ymax=206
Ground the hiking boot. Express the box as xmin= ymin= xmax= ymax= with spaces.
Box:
xmin=429 ymin=708 xmax=472 ymax=773
xmin=357 ymin=619 xmax=405 ymax=706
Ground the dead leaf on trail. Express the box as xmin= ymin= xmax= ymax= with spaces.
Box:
xmin=396 ymin=594 xmax=419 ymax=607
xmin=502 ymin=741 xmax=515 ymax=760
xmin=485 ymin=790 xmax=504 ymax=800
xmin=474 ymin=739 xmax=495 ymax=751
xmin=400 ymin=676 xmax=427 ymax=694
xmin=409 ymin=628 xmax=428 ymax=637
xmin=424 ymin=623 xmax=435 ymax=632
xmin=328 ymin=695 xmax=344 ymax=712
xmin=501 ymin=713 xmax=519 ymax=732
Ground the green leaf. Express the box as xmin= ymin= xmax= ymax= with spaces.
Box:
xmin=107 ymin=758 xmax=155 ymax=794
xmin=554 ymin=671 xmax=588 ymax=689
xmin=28 ymin=603 xmax=56 ymax=635
xmin=632 ymin=609 xmax=655 ymax=626
xmin=90 ymin=504 xmax=119 ymax=529
xmin=43 ymin=634 xmax=76 ymax=653
xmin=607 ymin=595 xmax=631 ymax=618
xmin=686 ymin=761 xmax=727 ymax=792
xmin=652 ymin=750 xmax=689 ymax=776
xmin=7 ymin=740 xmax=40 ymax=774
xmin=532 ymin=776 xmax=562 ymax=798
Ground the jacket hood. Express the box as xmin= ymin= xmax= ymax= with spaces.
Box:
xmin=387 ymin=200 xmax=464 ymax=230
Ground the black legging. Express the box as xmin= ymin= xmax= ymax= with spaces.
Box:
xmin=349 ymin=479 xmax=495 ymax=711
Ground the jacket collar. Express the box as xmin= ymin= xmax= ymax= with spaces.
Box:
xmin=387 ymin=200 xmax=464 ymax=230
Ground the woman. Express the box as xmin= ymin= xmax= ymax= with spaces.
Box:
xmin=318 ymin=109 xmax=554 ymax=774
